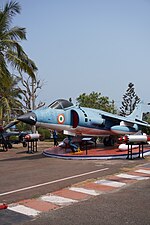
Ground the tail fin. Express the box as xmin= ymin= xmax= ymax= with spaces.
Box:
xmin=126 ymin=103 xmax=143 ymax=122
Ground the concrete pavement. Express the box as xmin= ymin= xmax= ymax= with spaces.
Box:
xmin=1 ymin=163 xmax=150 ymax=225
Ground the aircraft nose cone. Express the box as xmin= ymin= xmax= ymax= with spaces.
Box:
xmin=18 ymin=112 xmax=37 ymax=125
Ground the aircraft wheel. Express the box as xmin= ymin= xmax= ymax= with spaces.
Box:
xmin=8 ymin=143 xmax=12 ymax=149
xmin=103 ymin=137 xmax=110 ymax=146
xmin=109 ymin=138 xmax=115 ymax=146
xmin=23 ymin=142 xmax=27 ymax=147
xmin=103 ymin=137 xmax=115 ymax=146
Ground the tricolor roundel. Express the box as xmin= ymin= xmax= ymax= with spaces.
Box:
xmin=57 ymin=114 xmax=65 ymax=124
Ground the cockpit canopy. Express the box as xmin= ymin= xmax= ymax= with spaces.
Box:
xmin=48 ymin=99 xmax=73 ymax=109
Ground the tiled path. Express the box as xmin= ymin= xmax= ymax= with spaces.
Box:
xmin=2 ymin=163 xmax=149 ymax=224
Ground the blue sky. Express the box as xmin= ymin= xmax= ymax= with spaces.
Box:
xmin=1 ymin=0 xmax=150 ymax=108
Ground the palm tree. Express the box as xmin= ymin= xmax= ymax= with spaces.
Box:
xmin=0 ymin=1 xmax=38 ymax=122
xmin=0 ymin=74 xmax=22 ymax=123
xmin=0 ymin=1 xmax=37 ymax=79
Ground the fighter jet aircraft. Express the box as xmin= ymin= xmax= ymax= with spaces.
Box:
xmin=0 ymin=121 xmax=19 ymax=150
xmin=17 ymin=99 xmax=150 ymax=146
xmin=0 ymin=121 xmax=28 ymax=150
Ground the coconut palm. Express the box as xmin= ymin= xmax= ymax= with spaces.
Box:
xmin=0 ymin=74 xmax=23 ymax=123
xmin=0 ymin=1 xmax=37 ymax=79
xmin=0 ymin=1 xmax=38 ymax=122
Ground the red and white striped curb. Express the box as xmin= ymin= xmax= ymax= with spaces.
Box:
xmin=0 ymin=203 xmax=8 ymax=210
xmin=8 ymin=205 xmax=40 ymax=217
xmin=7 ymin=166 xmax=150 ymax=217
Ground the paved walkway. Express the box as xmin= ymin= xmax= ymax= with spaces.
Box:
xmin=1 ymin=163 xmax=150 ymax=225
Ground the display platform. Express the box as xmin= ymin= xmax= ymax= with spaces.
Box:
xmin=43 ymin=144 xmax=150 ymax=160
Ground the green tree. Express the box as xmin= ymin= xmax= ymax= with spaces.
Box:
xmin=120 ymin=82 xmax=140 ymax=116
xmin=0 ymin=1 xmax=38 ymax=122
xmin=142 ymin=112 xmax=150 ymax=134
xmin=76 ymin=91 xmax=116 ymax=113
xmin=0 ymin=74 xmax=22 ymax=122
xmin=0 ymin=1 xmax=37 ymax=79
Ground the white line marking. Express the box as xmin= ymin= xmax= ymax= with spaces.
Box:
xmin=95 ymin=179 xmax=126 ymax=187
xmin=116 ymin=173 xmax=149 ymax=180
xmin=0 ymin=168 xmax=108 ymax=197
xmin=69 ymin=187 xmax=100 ymax=196
xmin=41 ymin=195 xmax=77 ymax=206
xmin=8 ymin=205 xmax=40 ymax=217
xmin=135 ymin=169 xmax=150 ymax=175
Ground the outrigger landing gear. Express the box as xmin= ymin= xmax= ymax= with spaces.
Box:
xmin=103 ymin=136 xmax=115 ymax=146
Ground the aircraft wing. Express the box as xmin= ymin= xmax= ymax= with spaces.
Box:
xmin=101 ymin=112 xmax=150 ymax=127
xmin=4 ymin=120 xmax=19 ymax=130
xmin=4 ymin=131 xmax=20 ymax=138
